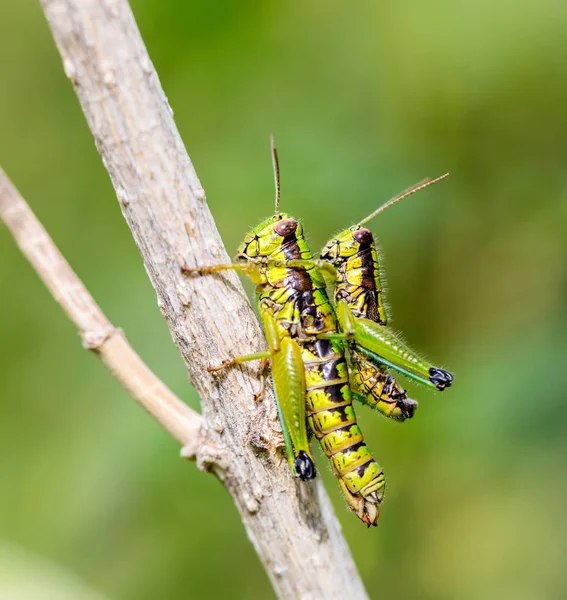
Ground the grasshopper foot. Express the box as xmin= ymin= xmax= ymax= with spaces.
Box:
xmin=207 ymin=359 xmax=235 ymax=373
xmin=294 ymin=451 xmax=316 ymax=480
xmin=429 ymin=367 xmax=453 ymax=391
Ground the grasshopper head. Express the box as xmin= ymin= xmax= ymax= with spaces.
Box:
xmin=320 ymin=226 xmax=374 ymax=265
xmin=235 ymin=213 xmax=304 ymax=260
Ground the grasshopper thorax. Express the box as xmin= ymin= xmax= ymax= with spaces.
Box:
xmin=235 ymin=213 xmax=307 ymax=261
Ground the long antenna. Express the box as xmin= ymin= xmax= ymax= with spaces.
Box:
xmin=357 ymin=173 xmax=449 ymax=227
xmin=270 ymin=133 xmax=281 ymax=215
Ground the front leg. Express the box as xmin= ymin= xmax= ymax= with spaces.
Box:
xmin=207 ymin=350 xmax=271 ymax=373
xmin=183 ymin=261 xmax=267 ymax=285
xmin=273 ymin=258 xmax=338 ymax=286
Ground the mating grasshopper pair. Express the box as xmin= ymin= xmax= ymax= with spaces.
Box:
xmin=188 ymin=137 xmax=453 ymax=526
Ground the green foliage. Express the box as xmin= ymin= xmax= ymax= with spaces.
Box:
xmin=1 ymin=1 xmax=567 ymax=598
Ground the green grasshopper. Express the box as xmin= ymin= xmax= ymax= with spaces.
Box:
xmin=277 ymin=177 xmax=453 ymax=420
xmin=319 ymin=176 xmax=454 ymax=394
xmin=187 ymin=137 xmax=389 ymax=525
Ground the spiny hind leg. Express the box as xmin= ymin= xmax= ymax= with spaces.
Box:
xmin=333 ymin=302 xmax=454 ymax=391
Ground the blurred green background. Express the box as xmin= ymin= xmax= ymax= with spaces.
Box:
xmin=1 ymin=1 xmax=567 ymax=599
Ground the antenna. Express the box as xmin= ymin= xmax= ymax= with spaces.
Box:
xmin=270 ymin=133 xmax=281 ymax=215
xmin=357 ymin=173 xmax=449 ymax=228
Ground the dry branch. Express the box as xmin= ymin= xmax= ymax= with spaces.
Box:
xmin=0 ymin=168 xmax=201 ymax=450
xmin=31 ymin=1 xmax=370 ymax=598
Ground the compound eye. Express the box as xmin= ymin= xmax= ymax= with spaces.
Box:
xmin=273 ymin=217 xmax=298 ymax=237
xmin=353 ymin=227 xmax=373 ymax=244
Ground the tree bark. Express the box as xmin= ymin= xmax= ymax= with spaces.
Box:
xmin=37 ymin=1 xmax=369 ymax=598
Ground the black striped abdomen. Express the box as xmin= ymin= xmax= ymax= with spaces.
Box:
xmin=302 ymin=339 xmax=384 ymax=496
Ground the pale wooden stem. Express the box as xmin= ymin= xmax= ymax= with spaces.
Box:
xmin=36 ymin=1 xmax=369 ymax=598
xmin=0 ymin=169 xmax=201 ymax=450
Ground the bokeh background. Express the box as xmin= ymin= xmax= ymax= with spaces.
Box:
xmin=1 ymin=1 xmax=567 ymax=599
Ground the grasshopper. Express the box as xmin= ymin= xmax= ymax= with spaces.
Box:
xmin=277 ymin=177 xmax=454 ymax=420
xmin=319 ymin=177 xmax=454 ymax=395
xmin=187 ymin=137 xmax=388 ymax=525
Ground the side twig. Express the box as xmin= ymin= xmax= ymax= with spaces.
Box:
xmin=0 ymin=168 xmax=201 ymax=452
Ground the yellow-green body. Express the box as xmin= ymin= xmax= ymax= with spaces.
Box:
xmin=238 ymin=214 xmax=385 ymax=525
xmin=322 ymin=226 xmax=389 ymax=325
xmin=321 ymin=224 xmax=453 ymax=393
xmin=318 ymin=227 xmax=419 ymax=416
xmin=185 ymin=139 xmax=455 ymax=526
